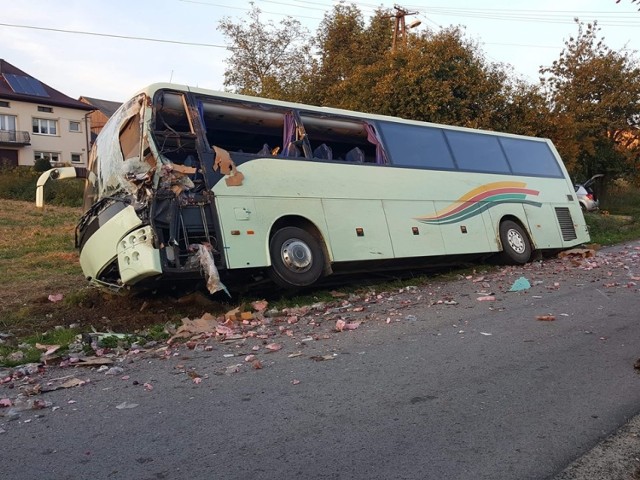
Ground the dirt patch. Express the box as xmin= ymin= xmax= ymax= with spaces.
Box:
xmin=1 ymin=286 xmax=229 ymax=338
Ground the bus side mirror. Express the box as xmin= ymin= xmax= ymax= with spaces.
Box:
xmin=35 ymin=167 xmax=78 ymax=208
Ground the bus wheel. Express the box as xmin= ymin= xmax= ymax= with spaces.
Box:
xmin=499 ymin=220 xmax=532 ymax=264
xmin=269 ymin=226 xmax=325 ymax=288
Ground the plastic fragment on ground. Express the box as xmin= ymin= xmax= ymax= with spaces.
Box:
xmin=336 ymin=319 xmax=361 ymax=331
xmin=40 ymin=378 xmax=86 ymax=392
xmin=105 ymin=367 xmax=124 ymax=376
xmin=477 ymin=296 xmax=496 ymax=301
xmin=115 ymin=402 xmax=139 ymax=410
xmin=75 ymin=357 xmax=114 ymax=366
xmin=169 ymin=316 xmax=219 ymax=342
xmin=536 ymin=315 xmax=556 ymax=321
xmin=509 ymin=276 xmax=531 ymax=292
xmin=251 ymin=300 xmax=268 ymax=312
xmin=47 ymin=293 xmax=63 ymax=303
xmin=310 ymin=355 xmax=335 ymax=361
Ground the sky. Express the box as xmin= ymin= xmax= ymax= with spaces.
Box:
xmin=2 ymin=0 xmax=639 ymax=103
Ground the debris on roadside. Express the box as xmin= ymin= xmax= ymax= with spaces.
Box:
xmin=477 ymin=295 xmax=496 ymax=302
xmin=47 ymin=293 xmax=63 ymax=303
xmin=2 ymin=239 xmax=639 ymax=428
xmin=509 ymin=277 xmax=531 ymax=292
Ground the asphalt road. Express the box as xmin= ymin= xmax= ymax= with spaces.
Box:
xmin=2 ymin=242 xmax=640 ymax=480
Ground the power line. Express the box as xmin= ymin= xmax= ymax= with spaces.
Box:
xmin=406 ymin=6 xmax=640 ymax=27
xmin=180 ymin=0 xmax=323 ymax=20
xmin=0 ymin=22 xmax=230 ymax=49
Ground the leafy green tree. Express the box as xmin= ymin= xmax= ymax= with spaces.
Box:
xmin=217 ymin=5 xmax=312 ymax=98
xmin=327 ymin=26 xmax=512 ymax=130
xmin=540 ymin=20 xmax=640 ymax=182
xmin=304 ymin=3 xmax=367 ymax=105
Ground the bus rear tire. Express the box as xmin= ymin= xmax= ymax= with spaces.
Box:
xmin=499 ymin=220 xmax=532 ymax=264
xmin=269 ymin=226 xmax=325 ymax=288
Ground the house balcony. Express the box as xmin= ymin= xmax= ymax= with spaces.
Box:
xmin=0 ymin=129 xmax=31 ymax=146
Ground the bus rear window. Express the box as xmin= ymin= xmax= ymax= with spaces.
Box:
xmin=499 ymin=137 xmax=563 ymax=177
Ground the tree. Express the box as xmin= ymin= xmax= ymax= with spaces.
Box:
xmin=305 ymin=3 xmax=367 ymax=105
xmin=326 ymin=26 xmax=512 ymax=130
xmin=217 ymin=5 xmax=312 ymax=99
xmin=540 ymin=20 xmax=640 ymax=182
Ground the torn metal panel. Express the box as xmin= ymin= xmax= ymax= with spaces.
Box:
xmin=213 ymin=145 xmax=244 ymax=186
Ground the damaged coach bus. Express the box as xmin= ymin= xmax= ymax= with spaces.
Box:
xmin=69 ymin=83 xmax=589 ymax=293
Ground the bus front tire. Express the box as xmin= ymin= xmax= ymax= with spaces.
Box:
xmin=499 ymin=220 xmax=532 ymax=264
xmin=269 ymin=227 xmax=325 ymax=288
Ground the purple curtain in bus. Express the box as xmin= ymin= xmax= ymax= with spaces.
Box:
xmin=282 ymin=113 xmax=296 ymax=156
xmin=365 ymin=123 xmax=386 ymax=165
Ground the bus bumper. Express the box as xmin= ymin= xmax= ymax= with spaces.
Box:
xmin=117 ymin=226 xmax=163 ymax=285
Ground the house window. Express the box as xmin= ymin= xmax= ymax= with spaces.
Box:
xmin=34 ymin=151 xmax=60 ymax=165
xmin=37 ymin=106 xmax=53 ymax=113
xmin=69 ymin=121 xmax=81 ymax=132
xmin=32 ymin=118 xmax=57 ymax=135
xmin=71 ymin=153 xmax=82 ymax=163
xmin=0 ymin=115 xmax=16 ymax=131
xmin=0 ymin=101 xmax=9 ymax=108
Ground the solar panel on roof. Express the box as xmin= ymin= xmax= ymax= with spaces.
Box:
xmin=2 ymin=73 xmax=49 ymax=97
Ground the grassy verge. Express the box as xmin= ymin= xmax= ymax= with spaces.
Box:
xmin=0 ymin=166 xmax=84 ymax=207
xmin=586 ymin=186 xmax=640 ymax=246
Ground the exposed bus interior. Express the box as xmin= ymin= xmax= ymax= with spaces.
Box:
xmin=149 ymin=91 xmax=224 ymax=287
xmin=197 ymin=98 xmax=380 ymax=164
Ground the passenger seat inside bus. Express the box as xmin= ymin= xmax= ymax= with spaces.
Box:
xmin=345 ymin=147 xmax=365 ymax=163
xmin=285 ymin=142 xmax=301 ymax=157
xmin=257 ymin=143 xmax=271 ymax=156
xmin=313 ymin=143 xmax=333 ymax=160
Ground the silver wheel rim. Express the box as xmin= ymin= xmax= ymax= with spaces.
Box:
xmin=506 ymin=228 xmax=526 ymax=254
xmin=281 ymin=238 xmax=313 ymax=273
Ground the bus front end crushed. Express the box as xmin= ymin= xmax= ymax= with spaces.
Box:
xmin=75 ymin=88 xmax=239 ymax=295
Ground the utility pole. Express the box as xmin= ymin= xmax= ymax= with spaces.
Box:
xmin=391 ymin=4 xmax=420 ymax=52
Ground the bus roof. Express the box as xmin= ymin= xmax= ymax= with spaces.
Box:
xmin=134 ymin=82 xmax=552 ymax=144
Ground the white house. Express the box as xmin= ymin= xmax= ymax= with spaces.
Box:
xmin=0 ymin=59 xmax=94 ymax=171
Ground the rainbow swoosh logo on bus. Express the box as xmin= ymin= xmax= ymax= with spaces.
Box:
xmin=415 ymin=181 xmax=541 ymax=225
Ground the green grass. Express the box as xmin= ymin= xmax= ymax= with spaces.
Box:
xmin=586 ymin=186 xmax=640 ymax=246
xmin=0 ymin=166 xmax=84 ymax=207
